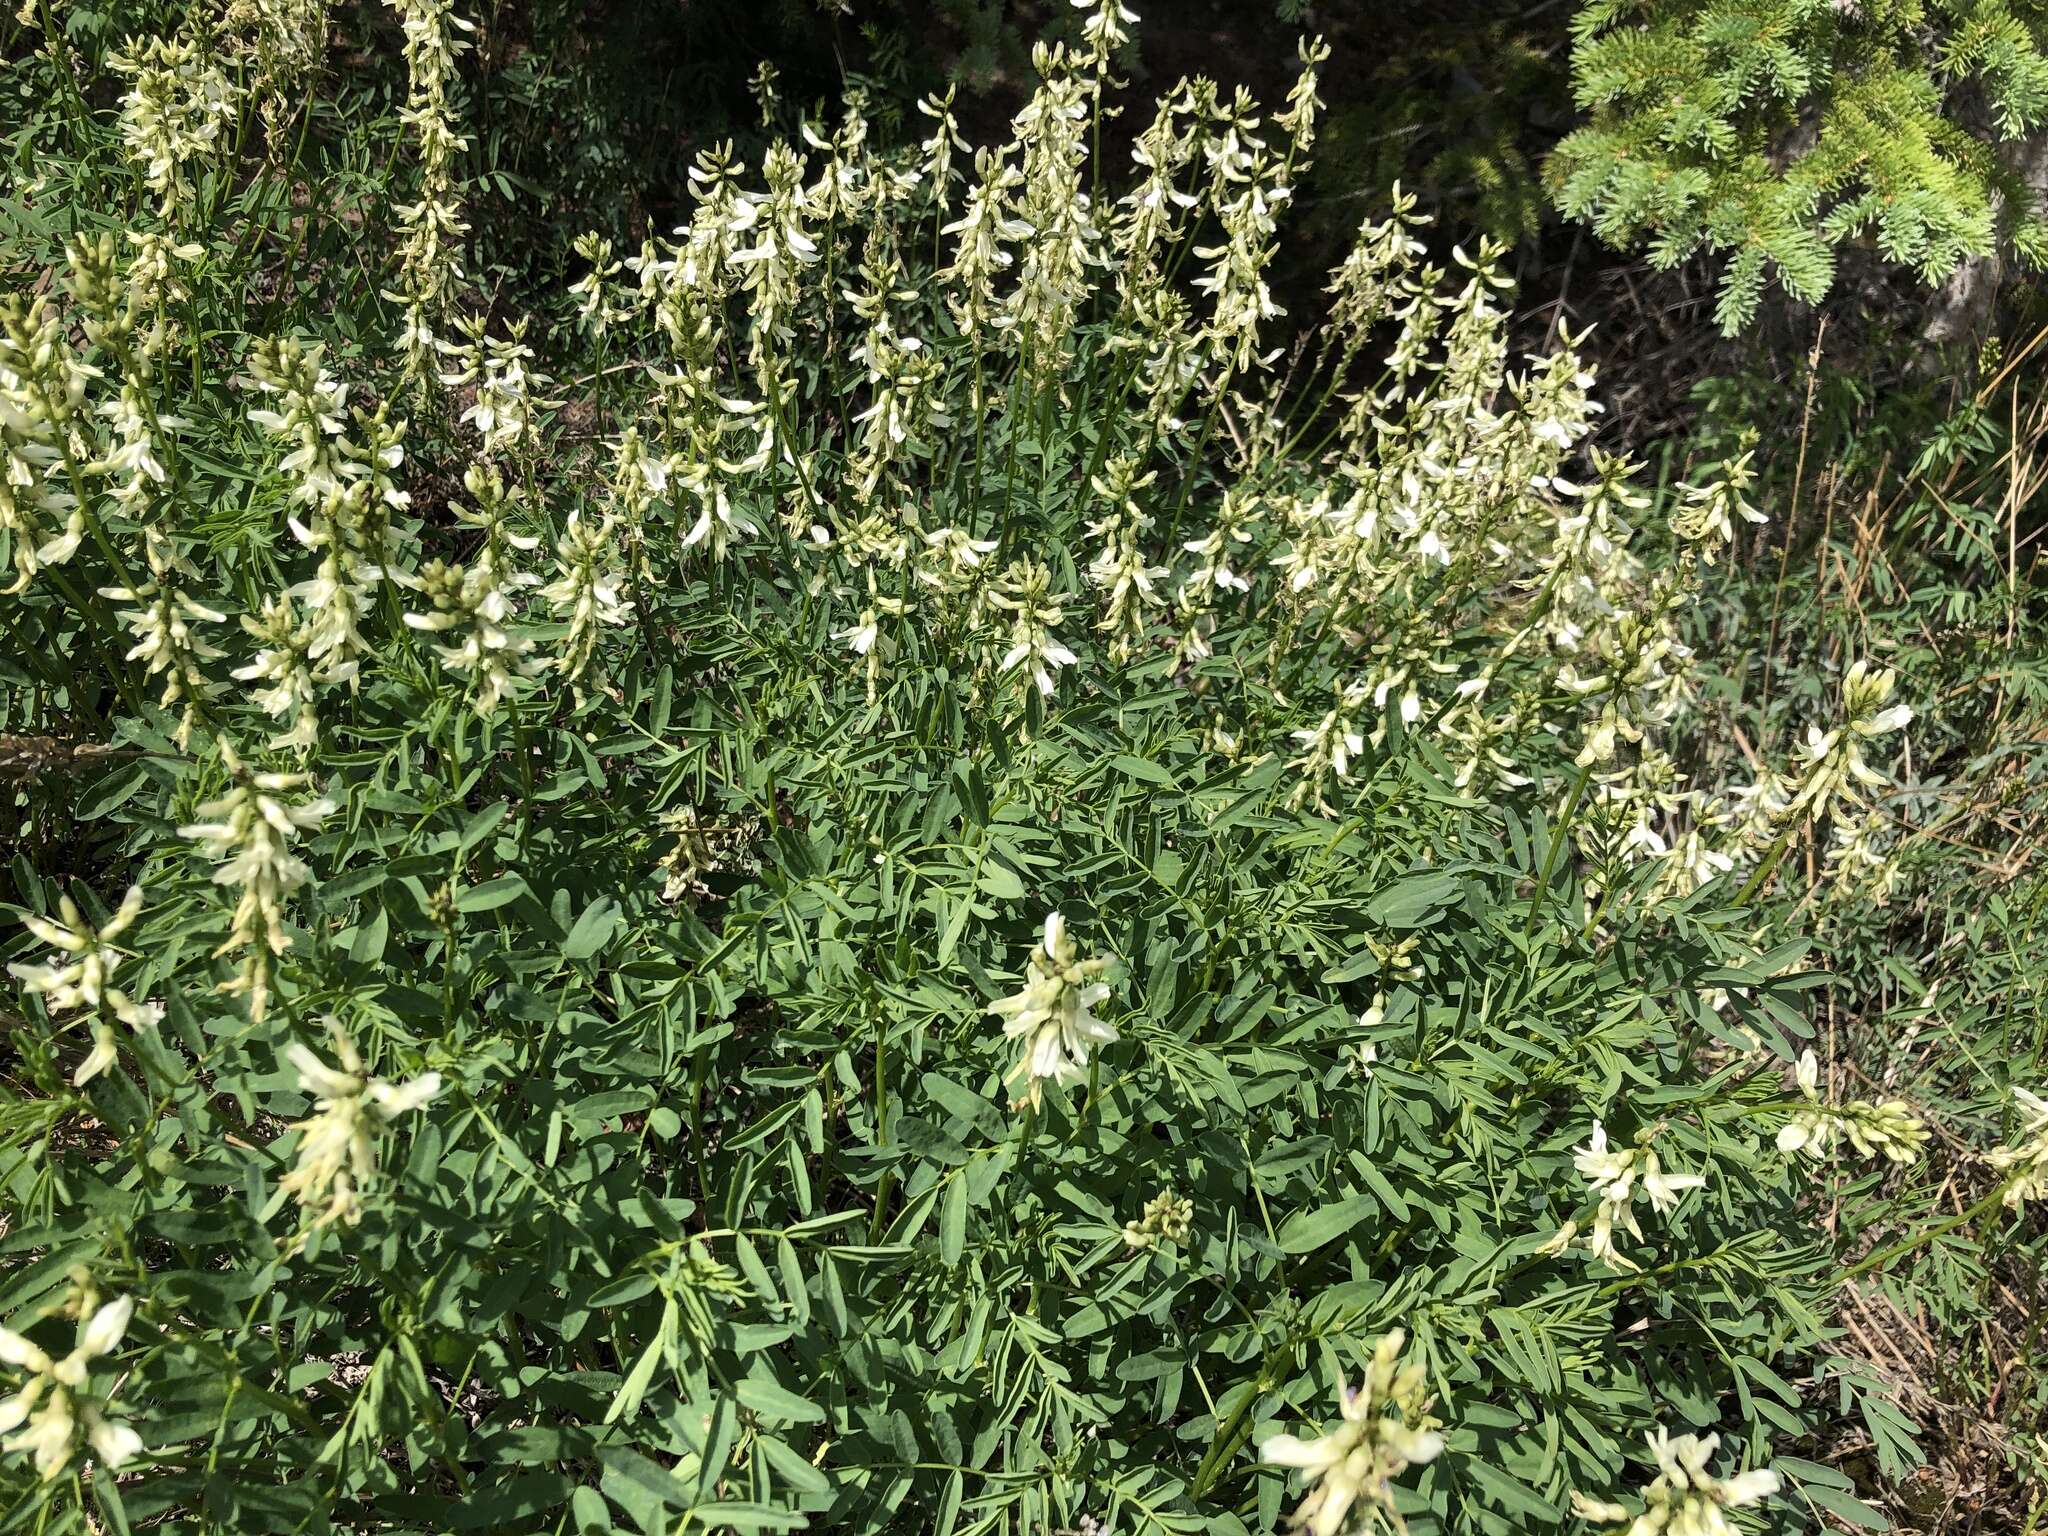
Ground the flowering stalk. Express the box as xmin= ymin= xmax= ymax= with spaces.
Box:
xmin=987 ymin=912 xmax=1118 ymax=1112
xmin=277 ymin=1021 xmax=441 ymax=1229
xmin=1259 ymin=1329 xmax=1444 ymax=1536
xmin=1541 ymin=1120 xmax=1707 ymax=1272
xmin=0 ymin=1294 xmax=146 ymax=1481
xmin=9 ymin=884 xmax=162 ymax=1085
xmin=1777 ymin=1049 xmax=1927 ymax=1166
xmin=1571 ymin=1430 xmax=1778 ymax=1536
xmin=176 ymin=738 xmax=335 ymax=1020
xmin=384 ymin=0 xmax=474 ymax=374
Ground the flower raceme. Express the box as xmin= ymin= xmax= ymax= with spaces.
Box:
xmin=384 ymin=0 xmax=474 ymax=370
xmin=1260 ymin=1329 xmax=1444 ymax=1536
xmin=176 ymin=739 xmax=335 ymax=1020
xmin=1786 ymin=661 xmax=1913 ymax=825
xmin=277 ymin=1022 xmax=442 ymax=1228
xmin=1777 ymin=1049 xmax=1927 ymax=1166
xmin=1571 ymin=1430 xmax=1779 ymax=1536
xmin=0 ymin=295 xmax=90 ymax=593
xmin=0 ymin=1296 xmax=146 ymax=1482
xmin=8 ymin=883 xmax=162 ymax=1085
xmin=101 ymin=526 xmax=229 ymax=748
xmin=1121 ymin=1188 xmax=1193 ymax=1250
xmin=109 ymin=34 xmax=234 ymax=216
xmin=1541 ymin=1120 xmax=1706 ymax=1271
xmin=1988 ymin=1089 xmax=2048 ymax=1210
xmin=989 ymin=558 xmax=1080 ymax=700
xmin=988 ymin=912 xmax=1118 ymax=1111
xmin=542 ymin=509 xmax=632 ymax=685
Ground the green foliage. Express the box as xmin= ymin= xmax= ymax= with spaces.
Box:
xmin=1665 ymin=328 xmax=2048 ymax=1505
xmin=0 ymin=1 xmax=2031 ymax=1532
xmin=1552 ymin=0 xmax=2048 ymax=332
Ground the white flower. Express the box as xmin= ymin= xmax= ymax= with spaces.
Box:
xmin=1573 ymin=1430 xmax=1779 ymax=1535
xmin=1260 ymin=1329 xmax=1443 ymax=1536
xmin=277 ymin=1021 xmax=442 ymax=1228
xmin=1569 ymin=1491 xmax=1629 ymax=1523
xmin=1640 ymin=1154 xmax=1706 ymax=1215
xmin=0 ymin=1295 xmax=145 ymax=1481
xmin=838 ymin=610 xmax=881 ymax=656
xmin=1552 ymin=1119 xmax=1706 ymax=1270
xmin=1989 ymin=1088 xmax=2048 ymax=1209
xmin=1787 ymin=661 xmax=1912 ymax=823
xmin=9 ymin=884 xmax=162 ymax=1085
xmin=1571 ymin=1120 xmax=1632 ymax=1201
xmin=1778 ymin=1048 xmax=1927 ymax=1165
xmin=177 ymin=742 xmax=335 ymax=1020
xmin=988 ymin=912 xmax=1119 ymax=1111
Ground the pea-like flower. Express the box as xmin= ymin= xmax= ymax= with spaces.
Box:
xmin=9 ymin=884 xmax=162 ymax=1085
xmin=1260 ymin=1328 xmax=1444 ymax=1536
xmin=1571 ymin=1429 xmax=1779 ymax=1536
xmin=1988 ymin=1089 xmax=2048 ymax=1210
xmin=0 ymin=1295 xmax=146 ymax=1481
xmin=177 ymin=740 xmax=335 ymax=1020
xmin=1787 ymin=661 xmax=1912 ymax=824
xmin=1543 ymin=1120 xmax=1706 ymax=1272
xmin=988 ymin=912 xmax=1118 ymax=1111
xmin=1777 ymin=1049 xmax=1926 ymax=1166
xmin=277 ymin=1022 xmax=442 ymax=1228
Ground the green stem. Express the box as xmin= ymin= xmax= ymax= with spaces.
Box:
xmin=1162 ymin=365 xmax=1236 ymax=550
xmin=1842 ymin=1177 xmax=2014 ymax=1282
xmin=1735 ymin=826 xmax=1796 ymax=905
xmin=1523 ymin=761 xmax=1593 ymax=936
xmin=1190 ymin=1369 xmax=1271 ymax=1498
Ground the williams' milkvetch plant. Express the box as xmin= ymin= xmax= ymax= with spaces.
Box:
xmin=1663 ymin=330 xmax=2048 ymax=1496
xmin=0 ymin=0 xmax=2008 ymax=1531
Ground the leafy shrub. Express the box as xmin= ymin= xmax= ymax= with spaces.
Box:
xmin=0 ymin=2 xmax=2022 ymax=1533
